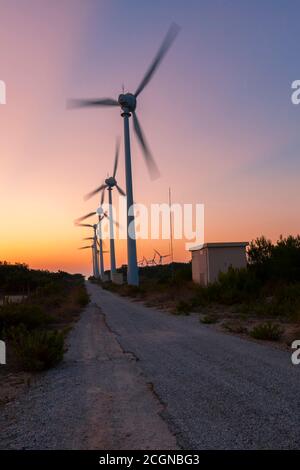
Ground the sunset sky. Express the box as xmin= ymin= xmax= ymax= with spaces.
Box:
xmin=1 ymin=0 xmax=300 ymax=275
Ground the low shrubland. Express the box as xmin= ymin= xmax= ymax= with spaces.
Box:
xmin=103 ymin=235 xmax=300 ymax=344
xmin=0 ymin=263 xmax=88 ymax=373
xmin=249 ymin=323 xmax=283 ymax=341
xmin=7 ymin=325 xmax=64 ymax=371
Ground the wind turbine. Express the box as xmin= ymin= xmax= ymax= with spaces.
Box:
xmin=138 ymin=256 xmax=148 ymax=267
xmin=78 ymin=245 xmax=97 ymax=277
xmin=154 ymin=249 xmax=170 ymax=265
xmin=75 ymin=204 xmax=119 ymax=280
xmin=149 ymin=253 xmax=157 ymax=266
xmin=75 ymin=222 xmax=100 ymax=278
xmin=68 ymin=23 xmax=180 ymax=286
xmin=85 ymin=138 xmax=125 ymax=278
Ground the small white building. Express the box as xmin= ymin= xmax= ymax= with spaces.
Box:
xmin=189 ymin=242 xmax=248 ymax=286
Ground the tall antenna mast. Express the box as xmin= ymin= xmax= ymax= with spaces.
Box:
xmin=169 ymin=187 xmax=174 ymax=265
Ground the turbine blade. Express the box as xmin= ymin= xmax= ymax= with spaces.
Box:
xmin=116 ymin=184 xmax=126 ymax=196
xmin=75 ymin=223 xmax=93 ymax=228
xmin=67 ymin=98 xmax=119 ymax=109
xmin=84 ymin=184 xmax=107 ymax=201
xmin=101 ymin=187 xmax=106 ymax=206
xmin=113 ymin=137 xmax=120 ymax=178
xmin=78 ymin=246 xmax=93 ymax=250
xmin=132 ymin=111 xmax=160 ymax=179
xmin=82 ymin=237 xmax=94 ymax=240
xmin=75 ymin=212 xmax=96 ymax=223
xmin=106 ymin=213 xmax=120 ymax=228
xmin=134 ymin=23 xmax=180 ymax=97
xmin=154 ymin=249 xmax=161 ymax=257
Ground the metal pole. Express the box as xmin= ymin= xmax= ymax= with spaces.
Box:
xmin=92 ymin=246 xmax=96 ymax=278
xmin=93 ymin=225 xmax=100 ymax=279
xmin=169 ymin=187 xmax=174 ymax=264
xmin=108 ymin=188 xmax=116 ymax=276
xmin=169 ymin=187 xmax=174 ymax=280
xmin=97 ymin=219 xmax=105 ymax=279
xmin=122 ymin=110 xmax=139 ymax=286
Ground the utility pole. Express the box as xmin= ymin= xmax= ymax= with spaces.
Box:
xmin=169 ymin=187 xmax=174 ymax=277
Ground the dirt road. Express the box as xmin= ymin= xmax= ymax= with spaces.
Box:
xmin=1 ymin=281 xmax=300 ymax=449
xmin=0 ymin=300 xmax=177 ymax=449
xmin=88 ymin=282 xmax=300 ymax=450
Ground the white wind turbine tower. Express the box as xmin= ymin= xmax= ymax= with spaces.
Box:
xmin=76 ymin=223 xmax=100 ymax=278
xmin=68 ymin=23 xmax=180 ymax=286
xmin=75 ymin=203 xmax=119 ymax=280
xmin=84 ymin=138 xmax=125 ymax=278
xmin=78 ymin=244 xmax=97 ymax=277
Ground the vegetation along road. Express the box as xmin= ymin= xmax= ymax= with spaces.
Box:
xmin=1 ymin=280 xmax=300 ymax=449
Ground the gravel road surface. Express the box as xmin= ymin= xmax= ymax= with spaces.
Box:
xmin=1 ymin=281 xmax=299 ymax=450
xmin=87 ymin=282 xmax=300 ymax=450
xmin=0 ymin=301 xmax=177 ymax=450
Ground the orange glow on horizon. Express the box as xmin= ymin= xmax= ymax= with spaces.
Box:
xmin=1 ymin=2 xmax=300 ymax=276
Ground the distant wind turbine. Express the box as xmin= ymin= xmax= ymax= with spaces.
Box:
xmin=78 ymin=245 xmax=96 ymax=277
xmin=68 ymin=23 xmax=180 ymax=286
xmin=84 ymin=138 xmax=125 ymax=277
xmin=76 ymin=223 xmax=99 ymax=278
xmin=138 ymin=257 xmax=147 ymax=267
xmin=154 ymin=249 xmax=170 ymax=265
xmin=75 ymin=203 xmax=118 ymax=280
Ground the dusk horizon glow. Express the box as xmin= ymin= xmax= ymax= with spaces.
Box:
xmin=1 ymin=0 xmax=300 ymax=276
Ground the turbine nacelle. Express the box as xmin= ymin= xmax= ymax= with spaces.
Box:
xmin=118 ymin=93 xmax=136 ymax=113
xmin=105 ymin=176 xmax=117 ymax=188
xmin=96 ymin=207 xmax=104 ymax=216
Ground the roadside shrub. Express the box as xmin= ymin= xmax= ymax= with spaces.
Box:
xmin=121 ymin=285 xmax=146 ymax=297
xmin=9 ymin=325 xmax=64 ymax=371
xmin=173 ymin=264 xmax=192 ymax=283
xmin=191 ymin=268 xmax=260 ymax=306
xmin=250 ymin=322 xmax=283 ymax=341
xmin=223 ymin=320 xmax=247 ymax=334
xmin=217 ymin=267 xmax=260 ymax=304
xmin=248 ymin=235 xmax=300 ymax=283
xmin=269 ymin=284 xmax=300 ymax=320
xmin=0 ymin=303 xmax=50 ymax=333
xmin=239 ymin=284 xmax=300 ymax=320
xmin=174 ymin=300 xmax=191 ymax=315
xmin=200 ymin=314 xmax=217 ymax=324
xmin=76 ymin=287 xmax=89 ymax=307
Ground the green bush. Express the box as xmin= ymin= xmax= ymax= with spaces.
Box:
xmin=122 ymin=285 xmax=146 ymax=297
xmin=239 ymin=284 xmax=300 ymax=320
xmin=200 ymin=314 xmax=217 ymax=324
xmin=9 ymin=325 xmax=64 ymax=371
xmin=250 ymin=322 xmax=283 ymax=341
xmin=223 ymin=320 xmax=247 ymax=334
xmin=76 ymin=288 xmax=89 ymax=307
xmin=0 ymin=303 xmax=51 ymax=333
xmin=174 ymin=300 xmax=191 ymax=315
xmin=248 ymin=235 xmax=300 ymax=283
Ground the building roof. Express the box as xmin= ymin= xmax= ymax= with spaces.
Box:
xmin=189 ymin=242 xmax=249 ymax=252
